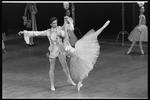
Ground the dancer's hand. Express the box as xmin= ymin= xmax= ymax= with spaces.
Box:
xmin=18 ymin=30 xmax=24 ymax=35
xmin=18 ymin=31 xmax=24 ymax=36
xmin=65 ymin=46 xmax=75 ymax=53
xmin=18 ymin=30 xmax=28 ymax=36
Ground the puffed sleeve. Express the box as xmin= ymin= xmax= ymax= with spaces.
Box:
xmin=33 ymin=29 xmax=49 ymax=36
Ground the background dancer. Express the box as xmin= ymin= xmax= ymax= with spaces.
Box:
xmin=22 ymin=3 xmax=38 ymax=46
xmin=127 ymin=5 xmax=148 ymax=54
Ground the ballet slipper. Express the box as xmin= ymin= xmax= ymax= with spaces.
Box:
xmin=77 ymin=82 xmax=83 ymax=91
xmin=127 ymin=48 xmax=132 ymax=54
xmin=141 ymin=50 xmax=144 ymax=54
xmin=127 ymin=50 xmax=131 ymax=54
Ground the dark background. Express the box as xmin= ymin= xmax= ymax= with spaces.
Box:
xmin=2 ymin=3 xmax=148 ymax=40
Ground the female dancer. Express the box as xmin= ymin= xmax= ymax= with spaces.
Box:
xmin=127 ymin=6 xmax=148 ymax=54
xmin=19 ymin=17 xmax=76 ymax=91
xmin=22 ymin=3 xmax=38 ymax=46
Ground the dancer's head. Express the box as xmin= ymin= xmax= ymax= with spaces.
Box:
xmin=140 ymin=6 xmax=145 ymax=14
xmin=65 ymin=10 xmax=71 ymax=17
xmin=49 ymin=17 xmax=58 ymax=28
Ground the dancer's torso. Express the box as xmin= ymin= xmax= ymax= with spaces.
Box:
xmin=139 ymin=14 xmax=146 ymax=25
xmin=47 ymin=26 xmax=67 ymax=57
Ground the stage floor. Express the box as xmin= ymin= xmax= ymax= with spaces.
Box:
xmin=2 ymin=36 xmax=148 ymax=99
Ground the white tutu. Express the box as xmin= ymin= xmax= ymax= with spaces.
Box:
xmin=128 ymin=25 xmax=148 ymax=42
xmin=69 ymin=20 xmax=110 ymax=81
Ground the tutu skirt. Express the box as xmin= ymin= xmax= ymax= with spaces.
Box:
xmin=69 ymin=29 xmax=100 ymax=81
xmin=128 ymin=25 xmax=148 ymax=42
xmin=68 ymin=20 xmax=110 ymax=81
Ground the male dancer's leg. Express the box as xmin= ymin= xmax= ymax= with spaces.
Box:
xmin=49 ymin=58 xmax=56 ymax=91
xmin=58 ymin=53 xmax=76 ymax=85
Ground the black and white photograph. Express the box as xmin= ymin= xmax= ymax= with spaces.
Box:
xmin=2 ymin=1 xmax=148 ymax=99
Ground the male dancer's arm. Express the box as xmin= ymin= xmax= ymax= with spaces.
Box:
xmin=18 ymin=29 xmax=49 ymax=37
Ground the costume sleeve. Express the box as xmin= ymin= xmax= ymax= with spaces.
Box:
xmin=33 ymin=29 xmax=49 ymax=36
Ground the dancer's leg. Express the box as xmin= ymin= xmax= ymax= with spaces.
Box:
xmin=31 ymin=13 xmax=35 ymax=45
xmin=127 ymin=41 xmax=137 ymax=54
xmin=139 ymin=41 xmax=144 ymax=54
xmin=58 ymin=54 xmax=76 ymax=85
xmin=49 ymin=58 xmax=56 ymax=91
xmin=31 ymin=37 xmax=34 ymax=45
xmin=29 ymin=37 xmax=32 ymax=45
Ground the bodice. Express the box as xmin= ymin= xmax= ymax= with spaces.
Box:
xmin=139 ymin=14 xmax=146 ymax=25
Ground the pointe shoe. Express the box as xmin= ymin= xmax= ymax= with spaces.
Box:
xmin=77 ymin=82 xmax=83 ymax=91
xmin=51 ymin=87 xmax=55 ymax=91
xmin=127 ymin=49 xmax=131 ymax=54
xmin=141 ymin=50 xmax=144 ymax=54
xmin=67 ymin=79 xmax=76 ymax=86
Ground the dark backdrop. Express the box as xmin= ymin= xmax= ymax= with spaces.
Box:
xmin=2 ymin=3 xmax=148 ymax=40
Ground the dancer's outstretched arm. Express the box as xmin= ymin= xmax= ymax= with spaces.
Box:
xmin=18 ymin=29 xmax=49 ymax=37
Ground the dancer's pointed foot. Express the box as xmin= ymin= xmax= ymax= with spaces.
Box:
xmin=67 ymin=79 xmax=76 ymax=86
xmin=127 ymin=49 xmax=131 ymax=54
xmin=141 ymin=50 xmax=144 ymax=54
xmin=77 ymin=82 xmax=83 ymax=91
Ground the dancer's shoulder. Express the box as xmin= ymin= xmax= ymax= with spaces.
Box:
xmin=139 ymin=14 xmax=145 ymax=18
